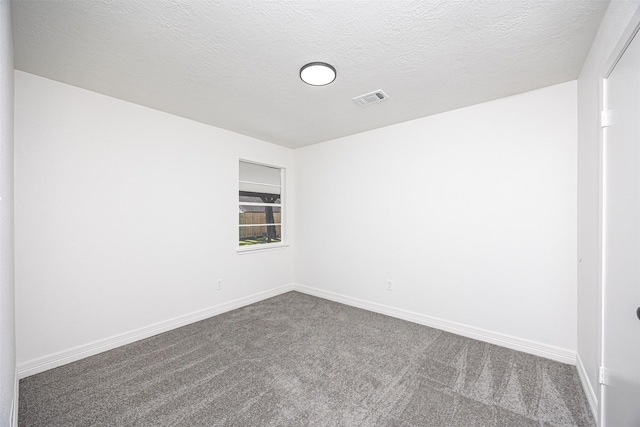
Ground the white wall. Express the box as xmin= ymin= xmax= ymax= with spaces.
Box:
xmin=14 ymin=71 xmax=294 ymax=372
xmin=0 ymin=0 xmax=16 ymax=424
xmin=576 ymin=0 xmax=640 ymax=416
xmin=295 ymin=82 xmax=577 ymax=358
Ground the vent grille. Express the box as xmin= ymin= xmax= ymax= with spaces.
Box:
xmin=353 ymin=90 xmax=389 ymax=107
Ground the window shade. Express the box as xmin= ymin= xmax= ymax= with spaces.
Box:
xmin=239 ymin=161 xmax=281 ymax=195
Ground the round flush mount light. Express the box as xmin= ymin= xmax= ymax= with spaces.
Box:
xmin=300 ymin=62 xmax=336 ymax=86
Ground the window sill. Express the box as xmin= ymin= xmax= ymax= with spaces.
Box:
xmin=237 ymin=243 xmax=290 ymax=254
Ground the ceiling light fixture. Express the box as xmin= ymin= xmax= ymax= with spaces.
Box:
xmin=300 ymin=62 xmax=336 ymax=86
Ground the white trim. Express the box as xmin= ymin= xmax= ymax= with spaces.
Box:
xmin=16 ymin=281 xmax=578 ymax=380
xmin=236 ymin=243 xmax=289 ymax=253
xmin=17 ymin=284 xmax=295 ymax=378
xmin=293 ymin=284 xmax=576 ymax=365
xmin=602 ymin=7 xmax=640 ymax=78
xmin=598 ymin=10 xmax=640 ymax=427
xmin=577 ymin=352 xmax=599 ymax=423
xmin=10 ymin=370 xmax=18 ymax=427
xmin=597 ymin=66 xmax=607 ymax=427
xmin=238 ymin=180 xmax=280 ymax=188
xmin=239 ymin=202 xmax=282 ymax=207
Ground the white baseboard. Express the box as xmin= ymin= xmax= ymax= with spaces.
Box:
xmin=17 ymin=284 xmax=295 ymax=378
xmin=293 ymin=284 xmax=576 ymax=365
xmin=576 ymin=352 xmax=599 ymax=423
xmin=17 ymin=282 xmax=577 ymax=379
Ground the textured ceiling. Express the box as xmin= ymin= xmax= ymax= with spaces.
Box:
xmin=11 ymin=0 xmax=609 ymax=148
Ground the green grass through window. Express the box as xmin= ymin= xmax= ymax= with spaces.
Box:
xmin=239 ymin=237 xmax=282 ymax=246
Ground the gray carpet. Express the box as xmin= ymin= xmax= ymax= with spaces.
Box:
xmin=19 ymin=291 xmax=595 ymax=426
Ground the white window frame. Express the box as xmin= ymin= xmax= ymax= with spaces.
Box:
xmin=237 ymin=160 xmax=286 ymax=253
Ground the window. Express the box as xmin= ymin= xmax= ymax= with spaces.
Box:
xmin=239 ymin=160 xmax=284 ymax=249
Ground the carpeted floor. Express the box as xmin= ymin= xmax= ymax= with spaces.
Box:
xmin=19 ymin=291 xmax=595 ymax=426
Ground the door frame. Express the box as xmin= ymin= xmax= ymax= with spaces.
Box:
xmin=599 ymin=8 xmax=640 ymax=426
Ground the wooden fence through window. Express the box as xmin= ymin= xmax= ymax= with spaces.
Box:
xmin=239 ymin=213 xmax=282 ymax=239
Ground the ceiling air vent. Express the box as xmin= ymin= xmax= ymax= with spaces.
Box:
xmin=353 ymin=90 xmax=389 ymax=107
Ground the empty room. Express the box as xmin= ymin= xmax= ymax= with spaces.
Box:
xmin=1 ymin=0 xmax=640 ymax=426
